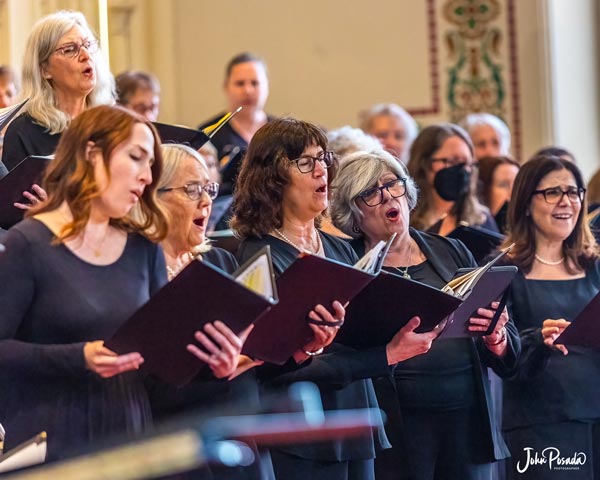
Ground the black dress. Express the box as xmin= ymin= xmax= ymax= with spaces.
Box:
xmin=237 ymin=231 xmax=390 ymax=480
xmin=0 ymin=218 xmax=166 ymax=461
xmin=0 ymin=113 xmax=61 ymax=172
xmin=502 ymin=263 xmax=600 ymax=479
xmin=352 ymin=228 xmax=520 ymax=480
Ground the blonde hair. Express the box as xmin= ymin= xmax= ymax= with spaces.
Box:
xmin=21 ymin=10 xmax=114 ymax=134
xmin=157 ymin=144 xmax=212 ymax=254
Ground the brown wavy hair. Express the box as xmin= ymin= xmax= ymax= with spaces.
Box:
xmin=28 ymin=105 xmax=168 ymax=242
xmin=407 ymin=123 xmax=488 ymax=230
xmin=501 ymin=155 xmax=598 ymax=274
xmin=230 ymin=118 xmax=336 ymax=238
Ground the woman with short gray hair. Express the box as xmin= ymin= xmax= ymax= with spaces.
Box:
xmin=330 ymin=149 xmax=519 ymax=480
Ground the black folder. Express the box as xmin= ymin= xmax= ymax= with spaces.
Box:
xmin=153 ymin=122 xmax=210 ymax=150
xmin=438 ymin=266 xmax=518 ymax=339
xmin=447 ymin=224 xmax=505 ymax=263
xmin=106 ymin=256 xmax=276 ymax=386
xmin=0 ymin=155 xmax=52 ymax=229
xmin=555 ymin=290 xmax=600 ymax=348
xmin=242 ymin=254 xmax=376 ymax=364
xmin=337 ymin=271 xmax=462 ymax=349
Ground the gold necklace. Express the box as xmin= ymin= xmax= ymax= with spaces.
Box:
xmin=274 ymin=227 xmax=322 ymax=254
xmin=82 ymin=226 xmax=111 ymax=258
xmin=393 ymin=240 xmax=413 ymax=279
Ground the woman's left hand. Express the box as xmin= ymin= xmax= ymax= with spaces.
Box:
xmin=469 ymin=301 xmax=509 ymax=355
xmin=14 ymin=184 xmax=47 ymax=210
xmin=187 ymin=321 xmax=254 ymax=379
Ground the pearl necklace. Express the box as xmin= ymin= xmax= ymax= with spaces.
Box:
xmin=274 ymin=227 xmax=322 ymax=254
xmin=166 ymin=251 xmax=197 ymax=281
xmin=534 ymin=254 xmax=564 ymax=266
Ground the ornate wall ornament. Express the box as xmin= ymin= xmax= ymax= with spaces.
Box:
xmin=442 ymin=0 xmax=506 ymax=122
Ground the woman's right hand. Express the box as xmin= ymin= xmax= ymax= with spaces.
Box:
xmin=541 ymin=318 xmax=570 ymax=355
xmin=293 ymin=301 xmax=345 ymax=363
xmin=14 ymin=184 xmax=47 ymax=210
xmin=84 ymin=341 xmax=144 ymax=378
xmin=386 ymin=316 xmax=437 ymax=365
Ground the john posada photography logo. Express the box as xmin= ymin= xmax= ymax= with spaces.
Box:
xmin=516 ymin=446 xmax=587 ymax=473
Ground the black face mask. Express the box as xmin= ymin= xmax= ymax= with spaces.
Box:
xmin=433 ymin=163 xmax=471 ymax=201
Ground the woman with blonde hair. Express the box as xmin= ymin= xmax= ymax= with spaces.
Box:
xmin=1 ymin=10 xmax=113 ymax=171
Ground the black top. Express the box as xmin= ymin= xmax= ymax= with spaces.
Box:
xmin=146 ymin=247 xmax=260 ymax=419
xmin=0 ymin=218 xmax=167 ymax=460
xmin=427 ymin=210 xmax=500 ymax=235
xmin=503 ymin=262 xmax=600 ymax=431
xmin=352 ymin=228 xmax=521 ymax=461
xmin=238 ymin=231 xmax=390 ymax=462
xmin=1 ymin=113 xmax=60 ymax=172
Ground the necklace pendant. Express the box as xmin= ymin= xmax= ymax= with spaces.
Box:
xmin=402 ymin=271 xmax=411 ymax=279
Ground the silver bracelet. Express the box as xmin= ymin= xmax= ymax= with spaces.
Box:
xmin=302 ymin=347 xmax=324 ymax=356
xmin=485 ymin=326 xmax=507 ymax=346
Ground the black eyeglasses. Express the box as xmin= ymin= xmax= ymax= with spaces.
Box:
xmin=158 ymin=182 xmax=219 ymax=201
xmin=358 ymin=178 xmax=407 ymax=207
xmin=53 ymin=39 xmax=98 ymax=58
xmin=532 ymin=186 xmax=586 ymax=204
xmin=430 ymin=157 xmax=477 ymax=169
xmin=290 ymin=151 xmax=335 ymax=173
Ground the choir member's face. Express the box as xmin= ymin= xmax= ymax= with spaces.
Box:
xmin=489 ymin=162 xmax=519 ymax=215
xmin=0 ymin=79 xmax=17 ymax=108
xmin=530 ymin=168 xmax=581 ymax=245
xmin=368 ymin=115 xmax=407 ymax=160
xmin=43 ymin=25 xmax=96 ymax=100
xmin=356 ymin=170 xmax=410 ymax=242
xmin=282 ymin=144 xmax=329 ymax=222
xmin=426 ymin=135 xmax=475 ymax=185
xmin=91 ymin=123 xmax=154 ymax=219
xmin=471 ymin=124 xmax=502 ymax=159
xmin=159 ymin=155 xmax=212 ymax=250
xmin=224 ymin=61 xmax=269 ymax=112
xmin=124 ymin=87 xmax=160 ymax=122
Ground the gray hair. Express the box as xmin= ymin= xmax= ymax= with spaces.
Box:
xmin=459 ymin=113 xmax=511 ymax=155
xmin=358 ymin=103 xmax=418 ymax=161
xmin=330 ymin=150 xmax=418 ymax=238
xmin=327 ymin=126 xmax=384 ymax=161
xmin=157 ymin=144 xmax=212 ymax=254
xmin=21 ymin=10 xmax=115 ymax=134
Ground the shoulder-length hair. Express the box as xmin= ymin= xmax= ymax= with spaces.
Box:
xmin=155 ymin=143 xmax=212 ymax=254
xmin=330 ymin=150 xmax=418 ymax=238
xmin=230 ymin=117 xmax=336 ymax=238
xmin=21 ymin=10 xmax=115 ymax=134
xmin=407 ymin=123 xmax=487 ymax=230
xmin=501 ymin=155 xmax=598 ymax=273
xmin=477 ymin=155 xmax=520 ymax=207
xmin=28 ymin=105 xmax=168 ymax=242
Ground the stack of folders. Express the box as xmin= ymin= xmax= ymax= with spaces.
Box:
xmin=338 ymin=244 xmax=518 ymax=349
xmin=106 ymin=236 xmax=396 ymax=385
xmin=107 ymin=237 xmax=517 ymax=386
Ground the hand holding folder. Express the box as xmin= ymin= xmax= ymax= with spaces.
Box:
xmin=106 ymin=247 xmax=277 ymax=386
xmin=338 ymin=245 xmax=517 ymax=349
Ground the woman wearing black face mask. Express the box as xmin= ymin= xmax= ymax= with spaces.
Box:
xmin=407 ymin=123 xmax=499 ymax=236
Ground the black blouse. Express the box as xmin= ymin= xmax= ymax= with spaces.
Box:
xmin=503 ymin=262 xmax=600 ymax=431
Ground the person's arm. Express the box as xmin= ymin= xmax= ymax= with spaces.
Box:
xmin=0 ymin=229 xmax=89 ymax=378
xmin=1 ymin=119 xmax=30 ymax=171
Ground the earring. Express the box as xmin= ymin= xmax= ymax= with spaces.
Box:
xmin=352 ymin=224 xmax=361 ymax=234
